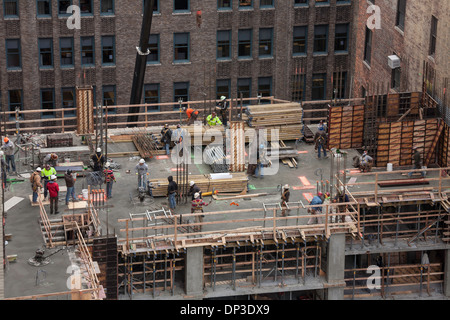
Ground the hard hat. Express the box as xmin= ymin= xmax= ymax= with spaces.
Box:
xmin=339 ymin=186 xmax=345 ymax=194
xmin=325 ymin=192 xmax=331 ymax=198
xmin=96 ymin=148 xmax=101 ymax=153
xmin=177 ymin=124 xmax=181 ymax=128
xmin=0 ymin=151 xmax=3 ymax=156
xmin=260 ymin=144 xmax=264 ymax=149
xmin=220 ymin=96 xmax=226 ymax=101
xmin=36 ymin=167 xmax=41 ymax=172
xmin=318 ymin=192 xmax=324 ymax=197
xmin=194 ymin=192 xmax=200 ymax=199
xmin=284 ymin=184 xmax=289 ymax=189
xmin=66 ymin=169 xmax=72 ymax=174
xmin=51 ymin=154 xmax=58 ymax=160
xmin=105 ymin=162 xmax=111 ymax=167
xmin=4 ymin=137 xmax=8 ymax=143
xmin=50 ymin=175 xmax=57 ymax=180
xmin=190 ymin=181 xmax=195 ymax=186
xmin=164 ymin=123 xmax=168 ymax=127
xmin=139 ymin=159 xmax=145 ymax=164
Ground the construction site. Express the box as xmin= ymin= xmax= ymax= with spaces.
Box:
xmin=0 ymin=0 xmax=449 ymax=303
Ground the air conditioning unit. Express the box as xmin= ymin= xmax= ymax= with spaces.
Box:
xmin=388 ymin=55 xmax=401 ymax=69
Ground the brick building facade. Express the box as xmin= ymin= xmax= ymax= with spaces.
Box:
xmin=0 ymin=0 xmax=354 ymax=127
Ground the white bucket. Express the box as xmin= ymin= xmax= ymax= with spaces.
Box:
xmin=82 ymin=189 xmax=88 ymax=199
xmin=387 ymin=163 xmax=393 ymax=171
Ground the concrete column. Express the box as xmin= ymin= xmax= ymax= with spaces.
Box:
xmin=444 ymin=249 xmax=450 ymax=297
xmin=185 ymin=247 xmax=204 ymax=296
xmin=326 ymin=233 xmax=346 ymax=300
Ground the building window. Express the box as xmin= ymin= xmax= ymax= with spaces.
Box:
xmin=239 ymin=0 xmax=252 ymax=8
xmin=294 ymin=0 xmax=308 ymax=6
xmin=62 ymin=87 xmax=76 ymax=116
xmin=6 ymin=39 xmax=21 ymax=69
xmin=81 ymin=37 xmax=95 ymax=66
xmin=60 ymin=37 xmax=74 ymax=67
xmin=315 ymin=0 xmax=329 ymax=5
xmin=102 ymin=36 xmax=115 ymax=65
xmin=391 ymin=67 xmax=401 ymax=91
xmin=363 ymin=26 xmax=372 ymax=65
xmin=147 ymin=34 xmax=160 ymax=64
xmin=174 ymin=82 xmax=189 ymax=110
xmin=332 ymin=71 xmax=347 ymax=99
xmin=218 ymin=0 xmax=232 ymax=9
xmin=103 ymin=85 xmax=116 ymax=113
xmin=80 ymin=0 xmax=93 ymax=15
xmin=216 ymin=79 xmax=231 ymax=100
xmin=144 ymin=84 xmax=160 ymax=112
xmin=39 ymin=38 xmax=53 ymax=68
xmin=336 ymin=0 xmax=351 ymax=3
xmin=312 ymin=73 xmax=326 ymax=100
xmin=238 ymin=29 xmax=252 ymax=58
xmin=335 ymin=24 xmax=349 ymax=52
xmin=396 ymin=0 xmax=406 ymax=31
xmin=260 ymin=0 xmax=273 ymax=7
xmin=4 ymin=0 xmax=19 ymax=17
xmin=143 ymin=0 xmax=160 ymax=13
xmin=258 ymin=77 xmax=272 ymax=101
xmin=429 ymin=16 xmax=437 ymax=57
xmin=58 ymin=0 xmax=72 ymax=15
xmin=291 ymin=74 xmax=306 ymax=102
xmin=217 ymin=30 xmax=231 ymax=59
xmin=237 ymin=78 xmax=252 ymax=101
xmin=37 ymin=0 xmax=51 ymax=17
xmin=101 ymin=0 xmax=114 ymax=14
xmin=174 ymin=0 xmax=189 ymax=12
xmin=293 ymin=26 xmax=307 ymax=55
xmin=174 ymin=33 xmax=189 ymax=62
xmin=258 ymin=28 xmax=273 ymax=57
xmin=41 ymin=89 xmax=56 ymax=118
xmin=8 ymin=90 xmax=22 ymax=116
xmin=313 ymin=25 xmax=328 ymax=53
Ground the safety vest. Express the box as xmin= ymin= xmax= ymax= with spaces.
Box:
xmin=41 ymin=167 xmax=56 ymax=179
xmin=206 ymin=115 xmax=222 ymax=126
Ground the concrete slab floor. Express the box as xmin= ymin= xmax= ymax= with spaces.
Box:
xmin=2 ymin=135 xmax=448 ymax=299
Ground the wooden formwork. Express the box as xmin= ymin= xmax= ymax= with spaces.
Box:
xmin=327 ymin=105 xmax=365 ymax=150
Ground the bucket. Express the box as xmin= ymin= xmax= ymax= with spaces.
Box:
xmin=387 ymin=163 xmax=393 ymax=171
xmin=82 ymin=189 xmax=88 ymax=200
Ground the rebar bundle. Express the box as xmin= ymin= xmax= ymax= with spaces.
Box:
xmin=204 ymin=146 xmax=228 ymax=173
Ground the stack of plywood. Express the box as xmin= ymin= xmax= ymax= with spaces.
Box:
xmin=242 ymin=103 xmax=303 ymax=141
xmin=328 ymin=105 xmax=364 ymax=149
xmin=148 ymin=173 xmax=248 ymax=197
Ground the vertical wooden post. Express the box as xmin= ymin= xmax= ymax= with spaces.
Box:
xmin=374 ymin=173 xmax=378 ymax=202
xmin=273 ymin=208 xmax=276 ymax=240
xmin=325 ymin=204 xmax=329 ymax=237
xmin=174 ymin=216 xmax=178 ymax=245
xmin=62 ymin=109 xmax=65 ymax=133
xmin=126 ymin=220 xmax=129 ymax=251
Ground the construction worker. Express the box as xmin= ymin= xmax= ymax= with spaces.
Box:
xmin=206 ymin=111 xmax=222 ymax=126
xmin=317 ymin=120 xmax=327 ymax=132
xmin=64 ymin=169 xmax=78 ymax=205
xmin=307 ymin=192 xmax=324 ymax=225
xmin=160 ymin=124 xmax=172 ymax=155
xmin=103 ymin=162 xmax=116 ymax=199
xmin=191 ymin=192 xmax=209 ymax=231
xmin=47 ymin=175 xmax=60 ymax=215
xmin=2 ymin=137 xmax=16 ymax=174
xmin=91 ymin=148 xmax=105 ymax=172
xmin=334 ymin=186 xmax=349 ymax=223
xmin=215 ymin=96 xmax=228 ymax=127
xmin=408 ymin=146 xmax=425 ymax=178
xmin=43 ymin=153 xmax=59 ymax=167
xmin=185 ymin=107 xmax=199 ymax=125
xmin=314 ymin=127 xmax=328 ymax=159
xmin=135 ymin=159 xmax=149 ymax=190
xmin=167 ymin=175 xmax=178 ymax=210
xmin=188 ymin=181 xmax=201 ymax=201
xmin=359 ymin=150 xmax=373 ymax=172
xmin=0 ymin=151 xmax=6 ymax=189
xmin=41 ymin=163 xmax=57 ymax=200
xmin=30 ymin=167 xmax=42 ymax=204
xmin=322 ymin=192 xmax=334 ymax=223
xmin=280 ymin=184 xmax=290 ymax=217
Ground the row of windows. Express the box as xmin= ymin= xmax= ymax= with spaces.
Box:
xmin=5 ymin=36 xmax=115 ymax=69
xmin=2 ymin=0 xmax=351 ymax=18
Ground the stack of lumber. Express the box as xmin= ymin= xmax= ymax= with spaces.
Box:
xmin=376 ymin=119 xmax=439 ymax=167
xmin=242 ymin=103 xmax=303 ymax=141
xmin=328 ymin=105 xmax=364 ymax=149
xmin=269 ymin=140 xmax=297 ymax=168
xmin=148 ymin=172 xmax=248 ymax=197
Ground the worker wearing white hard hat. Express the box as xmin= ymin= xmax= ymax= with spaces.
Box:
xmin=135 ymin=158 xmax=149 ymax=190
xmin=216 ymin=95 xmax=229 ymax=126
xmin=31 ymin=167 xmax=43 ymax=203
xmin=281 ymin=184 xmax=290 ymax=217
xmin=92 ymin=148 xmax=105 ymax=171
xmin=47 ymin=174 xmax=60 ymax=215
xmin=188 ymin=181 xmax=201 ymax=200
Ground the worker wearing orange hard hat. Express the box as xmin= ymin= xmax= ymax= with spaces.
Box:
xmin=1 ymin=136 xmax=16 ymax=174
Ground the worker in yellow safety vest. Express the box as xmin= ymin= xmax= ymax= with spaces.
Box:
xmin=206 ymin=112 xmax=222 ymax=126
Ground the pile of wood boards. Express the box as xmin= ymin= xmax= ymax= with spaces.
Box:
xmin=269 ymin=140 xmax=297 ymax=168
xmin=148 ymin=172 xmax=248 ymax=197
xmin=328 ymin=105 xmax=364 ymax=149
xmin=376 ymin=119 xmax=439 ymax=167
xmin=242 ymin=103 xmax=303 ymax=141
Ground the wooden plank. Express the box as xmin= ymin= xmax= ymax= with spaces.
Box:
xmin=29 ymin=194 xmax=50 ymax=206
xmin=68 ymin=201 xmax=88 ymax=210
xmin=378 ymin=179 xmax=429 ymax=188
